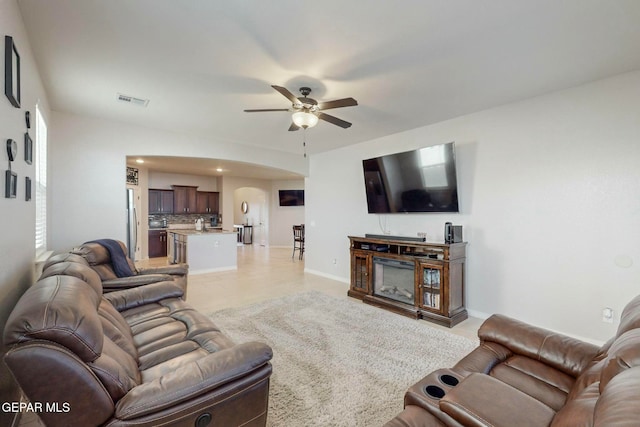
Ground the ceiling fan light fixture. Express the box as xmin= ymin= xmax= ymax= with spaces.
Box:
xmin=292 ymin=111 xmax=318 ymax=129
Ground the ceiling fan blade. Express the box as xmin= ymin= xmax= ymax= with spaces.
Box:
xmin=288 ymin=123 xmax=300 ymax=132
xmin=318 ymin=97 xmax=358 ymax=110
xmin=317 ymin=112 xmax=352 ymax=129
xmin=244 ymin=108 xmax=290 ymax=112
xmin=271 ymin=85 xmax=300 ymax=105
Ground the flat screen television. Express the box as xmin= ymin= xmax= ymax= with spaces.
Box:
xmin=279 ymin=189 xmax=305 ymax=206
xmin=362 ymin=142 xmax=459 ymax=213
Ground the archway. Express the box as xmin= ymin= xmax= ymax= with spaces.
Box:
xmin=233 ymin=187 xmax=268 ymax=246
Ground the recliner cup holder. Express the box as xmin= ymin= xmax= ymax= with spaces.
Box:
xmin=439 ymin=374 xmax=459 ymax=387
xmin=425 ymin=385 xmax=445 ymax=399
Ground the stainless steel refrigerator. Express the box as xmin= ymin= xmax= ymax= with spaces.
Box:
xmin=126 ymin=188 xmax=138 ymax=260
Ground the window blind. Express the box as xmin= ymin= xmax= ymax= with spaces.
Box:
xmin=35 ymin=105 xmax=47 ymax=253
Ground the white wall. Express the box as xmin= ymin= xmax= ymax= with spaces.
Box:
xmin=221 ymin=176 xmax=285 ymax=245
xmin=0 ymin=0 xmax=50 ymax=421
xmin=305 ymin=70 xmax=640 ymax=343
xmin=217 ymin=177 xmax=304 ymax=246
xmin=148 ymin=171 xmax=219 ymax=191
xmin=49 ymin=111 xmax=307 ymax=251
xmin=270 ymin=180 xmax=305 ymax=247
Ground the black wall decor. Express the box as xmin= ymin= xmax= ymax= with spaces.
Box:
xmin=24 ymin=133 xmax=32 ymax=164
xmin=126 ymin=166 xmax=139 ymax=185
xmin=6 ymin=139 xmax=17 ymax=161
xmin=25 ymin=176 xmax=31 ymax=201
xmin=5 ymin=170 xmax=17 ymax=198
xmin=4 ymin=36 xmax=20 ymax=108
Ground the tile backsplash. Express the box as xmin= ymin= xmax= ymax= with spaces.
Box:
xmin=149 ymin=213 xmax=219 ymax=226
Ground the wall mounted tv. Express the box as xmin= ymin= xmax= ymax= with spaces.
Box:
xmin=279 ymin=190 xmax=304 ymax=206
xmin=362 ymin=142 xmax=459 ymax=213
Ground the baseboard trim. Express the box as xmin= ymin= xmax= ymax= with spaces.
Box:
xmin=466 ymin=308 xmax=490 ymax=320
xmin=304 ymin=268 xmax=349 ymax=284
xmin=189 ymin=266 xmax=238 ymax=275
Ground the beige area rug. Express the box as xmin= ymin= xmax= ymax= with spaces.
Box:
xmin=210 ymin=292 xmax=478 ymax=427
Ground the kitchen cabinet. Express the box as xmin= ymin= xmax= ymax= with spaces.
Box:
xmin=172 ymin=185 xmax=198 ymax=213
xmin=148 ymin=229 xmax=168 ymax=258
xmin=148 ymin=189 xmax=174 ymax=214
xmin=168 ymin=232 xmax=188 ymax=264
xmin=196 ymin=191 xmax=220 ymax=214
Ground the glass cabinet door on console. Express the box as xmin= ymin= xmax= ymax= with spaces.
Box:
xmin=418 ymin=261 xmax=444 ymax=313
xmin=350 ymin=251 xmax=371 ymax=296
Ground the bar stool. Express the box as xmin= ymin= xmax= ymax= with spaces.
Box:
xmin=292 ymin=224 xmax=305 ymax=260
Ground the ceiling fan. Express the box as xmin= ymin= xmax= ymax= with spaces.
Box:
xmin=244 ymin=85 xmax=358 ymax=131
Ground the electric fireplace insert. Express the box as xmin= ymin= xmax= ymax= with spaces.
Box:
xmin=372 ymin=256 xmax=415 ymax=305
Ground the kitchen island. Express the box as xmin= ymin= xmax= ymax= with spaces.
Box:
xmin=168 ymin=229 xmax=237 ymax=274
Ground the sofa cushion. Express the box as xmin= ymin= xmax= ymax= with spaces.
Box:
xmin=88 ymin=336 xmax=141 ymax=401
xmin=616 ymin=294 xmax=640 ymax=338
xmin=40 ymin=261 xmax=103 ymax=296
xmin=118 ymin=299 xmax=237 ymax=382
xmin=41 ymin=252 xmax=89 ymax=270
xmin=550 ymin=381 xmax=600 ymax=427
xmin=593 ymin=366 xmax=640 ymax=426
xmin=98 ymin=299 xmax=138 ymax=361
xmin=599 ymin=329 xmax=640 ymax=392
xmin=4 ymin=275 xmax=104 ymax=361
xmin=478 ymin=314 xmax=599 ymax=377
xmin=489 ymin=356 xmax=573 ymax=411
xmin=74 ymin=241 xmax=137 ymax=281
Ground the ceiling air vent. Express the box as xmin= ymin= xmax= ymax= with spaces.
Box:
xmin=117 ymin=93 xmax=149 ymax=107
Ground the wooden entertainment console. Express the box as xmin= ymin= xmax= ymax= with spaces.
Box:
xmin=348 ymin=235 xmax=467 ymax=327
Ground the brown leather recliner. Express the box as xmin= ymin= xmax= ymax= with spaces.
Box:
xmin=72 ymin=240 xmax=189 ymax=295
xmin=3 ymin=258 xmax=272 ymax=427
xmin=385 ymin=294 xmax=640 ymax=427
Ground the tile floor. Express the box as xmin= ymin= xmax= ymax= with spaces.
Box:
xmin=18 ymin=245 xmax=482 ymax=426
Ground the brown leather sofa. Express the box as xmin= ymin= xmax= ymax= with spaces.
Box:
xmin=385 ymin=295 xmax=640 ymax=427
xmin=4 ymin=254 xmax=272 ymax=426
xmin=71 ymin=240 xmax=189 ymax=295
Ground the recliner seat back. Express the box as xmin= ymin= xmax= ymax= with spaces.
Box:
xmin=74 ymin=241 xmax=138 ymax=281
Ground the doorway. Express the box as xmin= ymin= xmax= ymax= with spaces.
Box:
xmin=234 ymin=187 xmax=268 ymax=246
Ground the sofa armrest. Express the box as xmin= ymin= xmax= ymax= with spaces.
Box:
xmin=102 ymin=274 xmax=173 ymax=291
xmin=137 ymin=264 xmax=188 ymax=276
xmin=114 ymin=342 xmax=273 ymax=420
xmin=439 ymin=373 xmax=555 ymax=427
xmin=103 ymin=281 xmax=184 ymax=311
xmin=478 ymin=314 xmax=599 ymax=377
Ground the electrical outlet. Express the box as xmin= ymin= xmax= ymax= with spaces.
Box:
xmin=332 ymin=258 xmax=337 ymax=265
xmin=417 ymin=232 xmax=427 ymax=239
xmin=602 ymin=307 xmax=614 ymax=323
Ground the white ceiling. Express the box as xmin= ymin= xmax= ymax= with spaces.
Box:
xmin=19 ymin=0 xmax=640 ymax=176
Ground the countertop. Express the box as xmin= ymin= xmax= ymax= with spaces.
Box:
xmin=168 ymin=228 xmax=235 ymax=236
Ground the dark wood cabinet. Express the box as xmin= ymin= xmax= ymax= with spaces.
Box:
xmin=172 ymin=185 xmax=198 ymax=213
xmin=348 ymin=250 xmax=372 ymax=298
xmin=148 ymin=189 xmax=174 ymax=214
xmin=149 ymin=229 xmax=168 ymax=258
xmin=348 ymin=236 xmax=467 ymax=327
xmin=196 ymin=191 xmax=220 ymax=214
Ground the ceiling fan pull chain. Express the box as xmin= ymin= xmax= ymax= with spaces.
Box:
xmin=303 ymin=128 xmax=307 ymax=158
